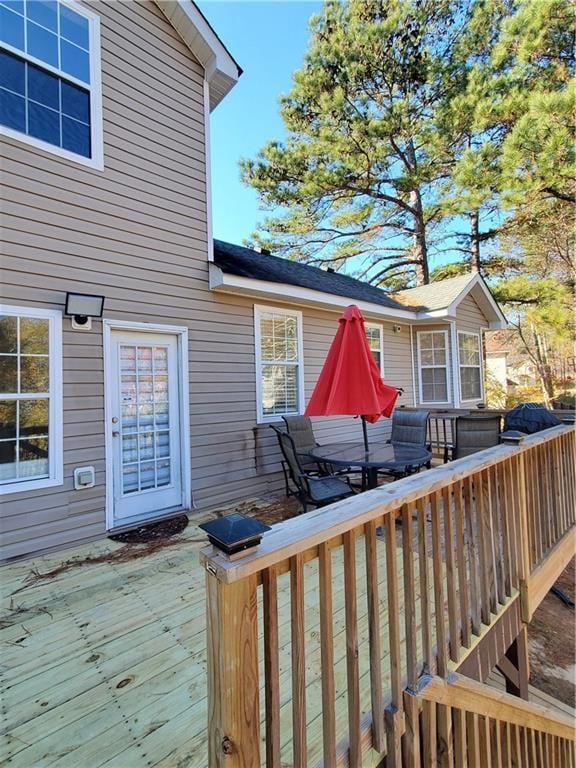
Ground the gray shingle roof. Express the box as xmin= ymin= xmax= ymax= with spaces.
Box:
xmin=213 ymin=240 xmax=409 ymax=312
xmin=391 ymin=273 xmax=476 ymax=311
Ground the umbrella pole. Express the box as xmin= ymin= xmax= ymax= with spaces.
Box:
xmin=361 ymin=415 xmax=369 ymax=453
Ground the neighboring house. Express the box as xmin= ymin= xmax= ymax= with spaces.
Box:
xmin=0 ymin=1 xmax=506 ymax=560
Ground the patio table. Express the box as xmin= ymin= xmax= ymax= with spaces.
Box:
xmin=308 ymin=441 xmax=432 ymax=490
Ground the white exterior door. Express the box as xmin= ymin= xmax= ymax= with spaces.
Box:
xmin=109 ymin=330 xmax=183 ymax=526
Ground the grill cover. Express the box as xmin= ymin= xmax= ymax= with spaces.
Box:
xmin=504 ymin=403 xmax=561 ymax=434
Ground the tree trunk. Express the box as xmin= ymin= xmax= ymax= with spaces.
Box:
xmin=410 ymin=188 xmax=429 ymax=285
xmin=470 ymin=210 xmax=481 ymax=273
xmin=405 ymin=139 xmax=429 ymax=286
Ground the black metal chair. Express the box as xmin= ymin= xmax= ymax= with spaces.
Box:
xmin=271 ymin=426 xmax=355 ymax=514
xmin=453 ymin=415 xmax=501 ymax=459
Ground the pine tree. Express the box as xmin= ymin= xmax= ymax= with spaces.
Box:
xmin=241 ymin=0 xmax=475 ymax=287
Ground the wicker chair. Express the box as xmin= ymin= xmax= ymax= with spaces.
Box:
xmin=453 ymin=415 xmax=501 ymax=459
xmin=271 ymin=426 xmax=355 ymax=514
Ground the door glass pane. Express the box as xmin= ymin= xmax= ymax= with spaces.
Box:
xmin=119 ymin=342 xmax=172 ymax=495
xmin=0 ymin=355 xmax=17 ymax=391
xmin=19 ymin=398 xmax=48 ymax=436
xmin=122 ymin=464 xmax=138 ymax=494
xmin=20 ymin=356 xmax=49 ymax=392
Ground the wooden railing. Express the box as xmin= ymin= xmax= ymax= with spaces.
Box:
xmin=203 ymin=426 xmax=575 ymax=767
xmin=415 ymin=673 xmax=576 ymax=767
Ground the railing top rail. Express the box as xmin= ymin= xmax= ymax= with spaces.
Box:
xmin=201 ymin=425 xmax=574 ymax=584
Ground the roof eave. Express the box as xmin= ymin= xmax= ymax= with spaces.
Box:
xmin=209 ymin=265 xmax=418 ymax=321
xmin=154 ymin=0 xmax=241 ymax=110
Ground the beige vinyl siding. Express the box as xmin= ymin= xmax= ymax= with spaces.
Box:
xmin=455 ymin=295 xmax=487 ymax=405
xmin=0 ymin=0 xmax=210 ymax=559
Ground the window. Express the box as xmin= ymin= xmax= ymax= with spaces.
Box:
xmin=0 ymin=306 xmax=62 ymax=494
xmin=458 ymin=331 xmax=482 ymax=401
xmin=255 ymin=306 xmax=304 ymax=422
xmin=0 ymin=0 xmax=102 ymax=167
xmin=417 ymin=331 xmax=449 ymax=403
xmin=365 ymin=323 xmax=384 ymax=375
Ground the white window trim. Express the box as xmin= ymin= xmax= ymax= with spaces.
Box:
xmin=0 ymin=304 xmax=63 ymax=495
xmin=365 ymin=322 xmax=385 ymax=376
xmin=0 ymin=0 xmax=104 ymax=170
xmin=254 ymin=304 xmax=304 ymax=424
xmin=416 ymin=329 xmax=451 ymax=406
xmin=457 ymin=330 xmax=484 ymax=403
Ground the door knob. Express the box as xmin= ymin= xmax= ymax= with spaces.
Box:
xmin=112 ymin=430 xmax=120 ymax=437
xmin=112 ymin=417 xmax=119 ymax=424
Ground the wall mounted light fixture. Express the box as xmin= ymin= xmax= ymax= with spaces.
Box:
xmin=65 ymin=292 xmax=105 ymax=330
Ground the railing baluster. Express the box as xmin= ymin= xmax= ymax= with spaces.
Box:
xmin=464 ymin=476 xmax=481 ymax=636
xmin=422 ymin=699 xmax=437 ymax=767
xmin=417 ymin=495 xmax=434 ymax=669
xmin=385 ymin=512 xmax=402 ymax=706
xmin=431 ymin=490 xmax=448 ymax=676
xmin=442 ymin=485 xmax=460 ymax=662
xmin=476 ymin=471 xmax=493 ymax=623
xmin=343 ymin=529 xmax=361 ymax=768
xmin=318 ymin=541 xmax=337 ymax=768
xmin=467 ymin=713 xmax=480 ymax=767
xmin=364 ymin=519 xmax=385 ymax=753
xmin=262 ymin=567 xmax=281 ymax=768
xmin=438 ymin=703 xmax=454 ymax=768
xmin=453 ymin=707 xmax=467 ymax=768
xmin=490 ymin=464 xmax=506 ymax=606
xmin=290 ymin=553 xmax=306 ymax=767
xmin=402 ymin=502 xmax=418 ymax=690
xmin=499 ymin=459 xmax=514 ymax=595
xmin=453 ymin=479 xmax=471 ymax=648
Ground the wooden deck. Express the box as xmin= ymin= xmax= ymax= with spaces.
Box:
xmin=1 ymin=498 xmax=435 ymax=768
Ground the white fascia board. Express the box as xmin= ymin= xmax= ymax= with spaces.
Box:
xmin=154 ymin=0 xmax=240 ymax=109
xmin=209 ymin=265 xmax=418 ymax=321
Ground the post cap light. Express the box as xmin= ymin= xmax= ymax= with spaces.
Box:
xmin=199 ymin=513 xmax=271 ymax=560
xmin=64 ymin=292 xmax=105 ymax=325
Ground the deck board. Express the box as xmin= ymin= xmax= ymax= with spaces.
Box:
xmin=1 ymin=501 xmax=440 ymax=768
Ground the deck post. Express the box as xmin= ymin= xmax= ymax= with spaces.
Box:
xmin=206 ymin=569 xmax=260 ymax=767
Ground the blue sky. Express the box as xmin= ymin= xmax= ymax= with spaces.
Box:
xmin=199 ymin=1 xmax=321 ymax=245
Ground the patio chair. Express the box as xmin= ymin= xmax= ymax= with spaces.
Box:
xmin=282 ymin=414 xmax=354 ymax=480
xmin=390 ymin=409 xmax=430 ymax=448
xmin=453 ymin=414 xmax=501 ymax=459
xmin=381 ymin=409 xmax=431 ymax=479
xmin=271 ymin=426 xmax=355 ymax=514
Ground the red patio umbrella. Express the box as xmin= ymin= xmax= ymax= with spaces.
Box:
xmin=305 ymin=305 xmax=400 ymax=451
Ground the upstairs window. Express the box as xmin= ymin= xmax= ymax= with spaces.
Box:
xmin=417 ymin=331 xmax=449 ymax=403
xmin=365 ymin=323 xmax=384 ymax=375
xmin=0 ymin=0 xmax=102 ymax=167
xmin=255 ymin=306 xmax=304 ymax=422
xmin=458 ymin=332 xmax=483 ymax=401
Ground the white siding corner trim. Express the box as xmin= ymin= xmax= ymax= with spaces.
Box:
xmin=254 ymin=304 xmax=305 ymax=424
xmin=102 ymin=319 xmax=192 ymax=530
xmin=0 ymin=305 xmax=63 ymax=495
